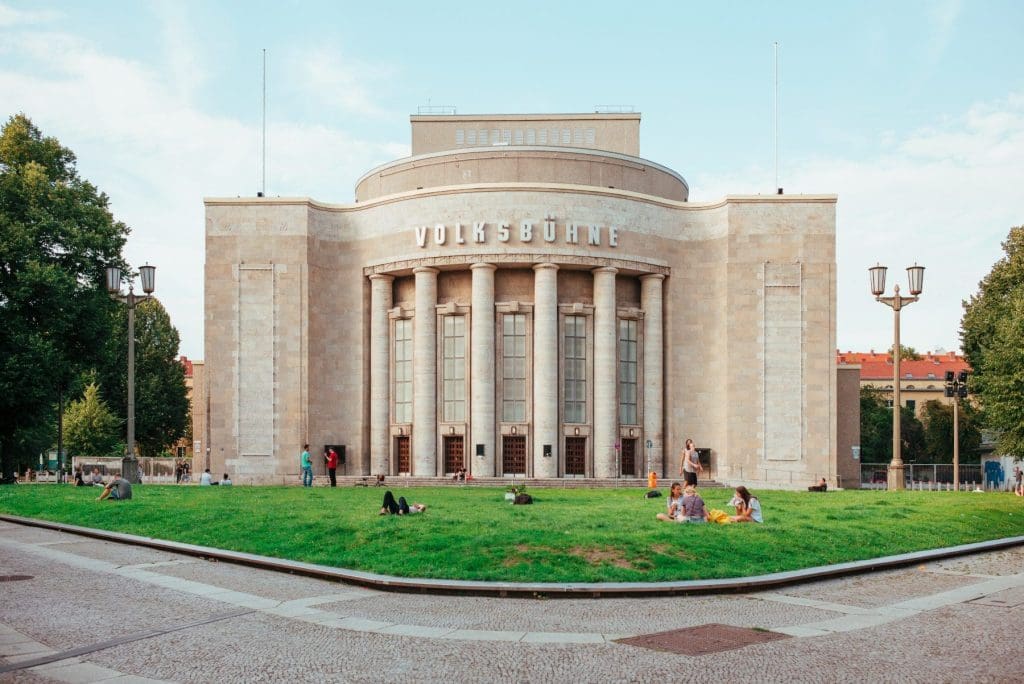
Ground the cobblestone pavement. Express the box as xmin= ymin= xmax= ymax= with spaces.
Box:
xmin=1 ymin=521 xmax=1021 ymax=683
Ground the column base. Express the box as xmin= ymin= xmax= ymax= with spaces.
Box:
xmin=122 ymin=457 xmax=142 ymax=484
xmin=887 ymin=463 xmax=906 ymax=491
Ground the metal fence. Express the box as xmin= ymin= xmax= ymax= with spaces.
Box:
xmin=859 ymin=463 xmax=994 ymax=490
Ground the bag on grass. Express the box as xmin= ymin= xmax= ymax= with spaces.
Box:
xmin=707 ymin=509 xmax=732 ymax=524
xmin=513 ymin=493 xmax=533 ymax=505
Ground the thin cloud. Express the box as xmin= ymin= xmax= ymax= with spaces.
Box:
xmin=289 ymin=45 xmax=395 ymax=118
xmin=0 ymin=2 xmax=62 ymax=27
xmin=0 ymin=23 xmax=405 ymax=358
xmin=693 ymin=92 xmax=1024 ymax=354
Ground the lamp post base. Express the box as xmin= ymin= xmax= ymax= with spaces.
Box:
xmin=121 ymin=457 xmax=141 ymax=485
xmin=888 ymin=463 xmax=906 ymax=491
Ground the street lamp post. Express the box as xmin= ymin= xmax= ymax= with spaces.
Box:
xmin=105 ymin=264 xmax=156 ymax=484
xmin=869 ymin=263 xmax=925 ymax=491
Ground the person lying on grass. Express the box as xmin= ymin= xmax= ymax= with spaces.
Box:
xmin=379 ymin=490 xmax=427 ymax=515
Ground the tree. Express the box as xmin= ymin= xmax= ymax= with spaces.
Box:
xmin=94 ymin=298 xmax=188 ymax=457
xmin=888 ymin=344 xmax=922 ymax=361
xmin=63 ymin=383 xmax=121 ymax=458
xmin=0 ymin=114 xmax=128 ymax=483
xmin=920 ymin=399 xmax=983 ymax=464
xmin=961 ymin=226 xmax=1024 ymax=457
xmin=859 ymin=387 xmax=927 ymax=463
xmin=860 ymin=387 xmax=891 ymax=462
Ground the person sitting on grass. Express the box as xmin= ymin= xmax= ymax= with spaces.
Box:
xmin=97 ymin=477 xmax=132 ymax=501
xmin=379 ymin=490 xmax=426 ymax=515
xmin=200 ymin=468 xmax=213 ymax=486
xmin=808 ymin=477 xmax=828 ymax=492
xmin=221 ymin=473 xmax=232 ymax=486
xmin=90 ymin=468 xmax=104 ymax=486
xmin=680 ymin=485 xmax=709 ymax=523
xmin=729 ymin=486 xmax=763 ymax=523
xmin=656 ymin=482 xmax=685 ymax=522
xmin=73 ymin=469 xmax=86 ymax=487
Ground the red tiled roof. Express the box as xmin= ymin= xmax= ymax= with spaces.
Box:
xmin=835 ymin=350 xmax=970 ymax=381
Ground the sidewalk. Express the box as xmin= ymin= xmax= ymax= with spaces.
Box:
xmin=2 ymin=520 xmax=1022 ymax=682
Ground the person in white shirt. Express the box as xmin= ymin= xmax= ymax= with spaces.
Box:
xmin=221 ymin=473 xmax=232 ymax=486
xmin=729 ymin=486 xmax=763 ymax=523
xmin=199 ymin=469 xmax=212 ymax=486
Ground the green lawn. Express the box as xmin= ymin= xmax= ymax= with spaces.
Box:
xmin=1 ymin=485 xmax=1021 ymax=583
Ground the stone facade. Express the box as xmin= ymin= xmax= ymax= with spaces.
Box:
xmin=204 ymin=113 xmax=839 ymax=487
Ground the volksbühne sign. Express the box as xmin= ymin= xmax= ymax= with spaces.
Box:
xmin=415 ymin=216 xmax=619 ymax=248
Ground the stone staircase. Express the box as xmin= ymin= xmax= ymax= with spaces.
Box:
xmin=320 ymin=475 xmax=725 ymax=489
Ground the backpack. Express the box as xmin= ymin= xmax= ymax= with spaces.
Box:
xmin=644 ymin=490 xmax=662 ymax=498
xmin=513 ymin=493 xmax=533 ymax=505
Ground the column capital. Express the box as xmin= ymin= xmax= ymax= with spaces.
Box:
xmin=412 ymin=266 xmax=440 ymax=276
xmin=470 ymin=262 xmax=497 ymax=272
xmin=533 ymin=263 xmax=559 ymax=272
xmin=368 ymin=273 xmax=395 ymax=283
xmin=639 ymin=273 xmax=666 ymax=282
xmin=592 ymin=266 xmax=618 ymax=276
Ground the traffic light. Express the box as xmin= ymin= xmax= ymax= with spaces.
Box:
xmin=958 ymin=370 xmax=969 ymax=384
xmin=945 ymin=385 xmax=955 ymax=398
xmin=945 ymin=370 xmax=955 ymax=382
xmin=958 ymin=384 xmax=968 ymax=398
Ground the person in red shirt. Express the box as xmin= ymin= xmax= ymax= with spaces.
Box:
xmin=325 ymin=447 xmax=339 ymax=487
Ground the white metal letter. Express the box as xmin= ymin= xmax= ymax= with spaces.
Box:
xmin=416 ymin=226 xmax=428 ymax=248
xmin=434 ymin=223 xmax=446 ymax=245
xmin=473 ymin=222 xmax=486 ymax=243
xmin=609 ymin=225 xmax=619 ymax=247
xmin=543 ymin=215 xmax=556 ymax=242
xmin=520 ymin=220 xmax=534 ymax=242
xmin=498 ymin=222 xmax=510 ymax=242
xmin=566 ymin=222 xmax=578 ymax=244
xmin=588 ymin=224 xmax=600 ymax=246
xmin=455 ymin=222 xmax=465 ymax=244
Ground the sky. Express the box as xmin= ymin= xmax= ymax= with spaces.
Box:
xmin=1 ymin=0 xmax=1022 ymax=360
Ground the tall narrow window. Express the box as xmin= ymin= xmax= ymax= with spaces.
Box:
xmin=564 ymin=315 xmax=587 ymax=423
xmin=442 ymin=316 xmax=466 ymax=422
xmin=502 ymin=314 xmax=527 ymax=422
xmin=618 ymin=319 xmax=638 ymax=424
xmin=394 ymin=319 xmax=412 ymax=424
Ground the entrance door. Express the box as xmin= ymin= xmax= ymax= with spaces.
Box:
xmin=565 ymin=437 xmax=586 ymax=476
xmin=621 ymin=438 xmax=637 ymax=476
xmin=443 ymin=436 xmax=464 ymax=474
xmin=502 ymin=435 xmax=526 ymax=475
xmin=396 ymin=436 xmax=410 ymax=474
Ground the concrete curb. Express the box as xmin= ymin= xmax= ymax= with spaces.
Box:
xmin=3 ymin=514 xmax=1022 ymax=598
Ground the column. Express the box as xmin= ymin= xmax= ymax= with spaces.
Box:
xmin=413 ymin=267 xmax=438 ymax=476
xmin=369 ymin=274 xmax=393 ymax=476
xmin=593 ymin=266 xmax=618 ymax=478
xmin=470 ymin=263 xmax=496 ymax=476
xmin=533 ymin=263 xmax=559 ymax=478
xmin=641 ymin=274 xmax=665 ymax=478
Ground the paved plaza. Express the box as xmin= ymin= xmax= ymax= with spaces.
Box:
xmin=1 ymin=520 xmax=1021 ymax=683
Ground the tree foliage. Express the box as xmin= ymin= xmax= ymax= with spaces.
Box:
xmin=94 ymin=298 xmax=188 ymax=457
xmin=63 ymin=382 xmax=121 ymax=458
xmin=888 ymin=344 xmax=922 ymax=360
xmin=0 ymin=114 xmax=128 ymax=483
xmin=859 ymin=387 xmax=927 ymax=463
xmin=961 ymin=226 xmax=1024 ymax=457
xmin=920 ymin=399 xmax=983 ymax=464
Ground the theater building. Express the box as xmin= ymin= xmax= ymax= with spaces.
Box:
xmin=204 ymin=113 xmax=839 ymax=486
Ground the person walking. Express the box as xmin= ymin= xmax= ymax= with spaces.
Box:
xmin=325 ymin=447 xmax=339 ymax=487
xmin=300 ymin=444 xmax=313 ymax=487
xmin=679 ymin=438 xmax=702 ymax=487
